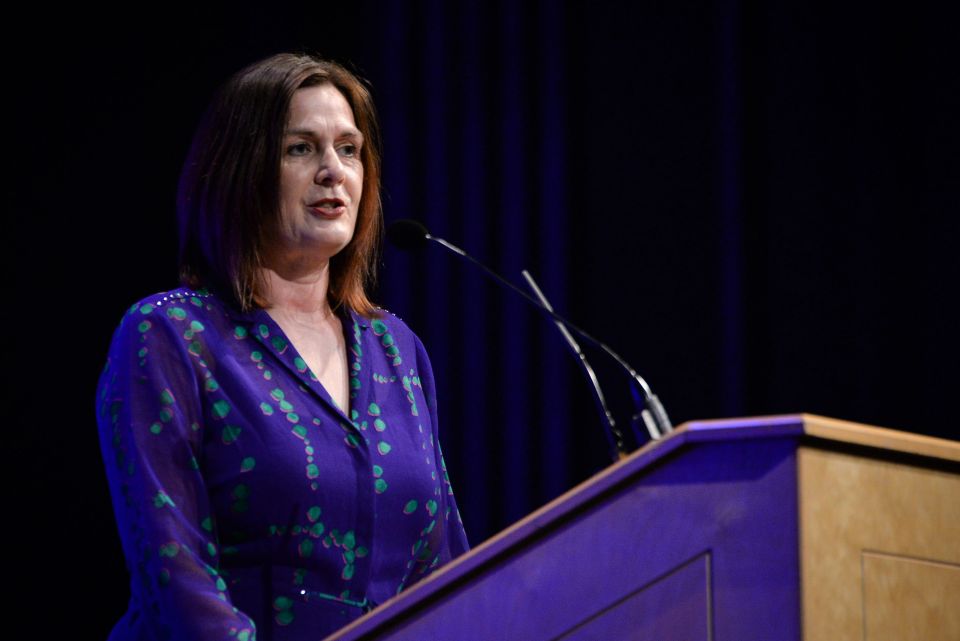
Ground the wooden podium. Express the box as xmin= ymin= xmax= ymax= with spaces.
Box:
xmin=327 ymin=415 xmax=960 ymax=641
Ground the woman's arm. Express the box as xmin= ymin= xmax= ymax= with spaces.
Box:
xmin=97 ymin=302 xmax=257 ymax=641
xmin=412 ymin=332 xmax=470 ymax=562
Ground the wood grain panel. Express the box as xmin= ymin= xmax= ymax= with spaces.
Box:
xmin=862 ymin=552 xmax=960 ymax=641
xmin=798 ymin=445 xmax=960 ymax=640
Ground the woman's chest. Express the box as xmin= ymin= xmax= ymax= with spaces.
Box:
xmin=195 ymin=349 xmax=440 ymax=550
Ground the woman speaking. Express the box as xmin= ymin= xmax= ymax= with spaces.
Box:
xmin=96 ymin=53 xmax=468 ymax=640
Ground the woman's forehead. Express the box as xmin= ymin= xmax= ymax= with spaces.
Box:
xmin=286 ymin=84 xmax=357 ymax=130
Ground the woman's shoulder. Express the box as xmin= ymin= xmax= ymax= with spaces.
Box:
xmin=365 ymin=307 xmax=422 ymax=343
xmin=122 ymin=286 xmax=221 ymax=315
xmin=109 ymin=286 xmax=234 ymax=343
xmin=115 ymin=286 xmax=229 ymax=324
xmin=358 ymin=307 xmax=434 ymax=371
xmin=102 ymin=286 xmax=240 ymax=375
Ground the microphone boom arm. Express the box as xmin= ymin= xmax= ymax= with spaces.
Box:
xmin=521 ymin=270 xmax=627 ymax=459
xmin=420 ymin=232 xmax=673 ymax=447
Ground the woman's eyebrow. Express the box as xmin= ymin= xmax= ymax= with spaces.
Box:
xmin=284 ymin=127 xmax=363 ymax=141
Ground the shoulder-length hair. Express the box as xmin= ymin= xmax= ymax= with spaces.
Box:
xmin=177 ymin=53 xmax=382 ymax=316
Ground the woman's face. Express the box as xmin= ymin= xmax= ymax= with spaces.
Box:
xmin=272 ymin=83 xmax=364 ymax=265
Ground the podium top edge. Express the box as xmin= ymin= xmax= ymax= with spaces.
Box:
xmin=676 ymin=413 xmax=960 ymax=463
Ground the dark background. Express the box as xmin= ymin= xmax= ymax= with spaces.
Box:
xmin=10 ymin=1 xmax=958 ymax=635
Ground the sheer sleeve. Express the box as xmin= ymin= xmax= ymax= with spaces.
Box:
xmin=412 ymin=333 xmax=470 ymax=561
xmin=96 ymin=302 xmax=257 ymax=641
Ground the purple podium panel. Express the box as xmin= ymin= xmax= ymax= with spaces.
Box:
xmin=557 ymin=552 xmax=711 ymax=641
xmin=328 ymin=418 xmax=810 ymax=641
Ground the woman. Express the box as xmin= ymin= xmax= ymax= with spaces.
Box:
xmin=96 ymin=53 xmax=469 ymax=641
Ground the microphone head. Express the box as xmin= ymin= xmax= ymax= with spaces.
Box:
xmin=386 ymin=219 xmax=430 ymax=250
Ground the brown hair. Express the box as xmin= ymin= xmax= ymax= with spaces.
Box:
xmin=177 ymin=53 xmax=382 ymax=316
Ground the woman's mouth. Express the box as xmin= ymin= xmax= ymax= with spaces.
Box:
xmin=309 ymin=198 xmax=347 ymax=218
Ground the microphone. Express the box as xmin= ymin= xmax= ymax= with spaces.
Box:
xmin=386 ymin=219 xmax=673 ymax=456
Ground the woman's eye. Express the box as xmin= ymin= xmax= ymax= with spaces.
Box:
xmin=339 ymin=144 xmax=358 ymax=157
xmin=287 ymin=143 xmax=311 ymax=156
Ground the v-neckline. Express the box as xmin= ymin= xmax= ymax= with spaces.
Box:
xmin=247 ymin=305 xmax=366 ymax=429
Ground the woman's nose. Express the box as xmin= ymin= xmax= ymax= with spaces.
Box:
xmin=315 ymin=148 xmax=345 ymax=185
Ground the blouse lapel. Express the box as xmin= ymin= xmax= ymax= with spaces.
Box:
xmin=235 ymin=306 xmax=368 ymax=435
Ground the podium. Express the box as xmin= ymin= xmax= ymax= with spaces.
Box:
xmin=327 ymin=415 xmax=960 ymax=641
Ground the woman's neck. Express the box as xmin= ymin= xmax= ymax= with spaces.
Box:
xmin=259 ymin=258 xmax=334 ymax=323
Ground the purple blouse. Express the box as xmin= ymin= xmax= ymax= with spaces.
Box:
xmin=96 ymin=287 xmax=469 ymax=640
